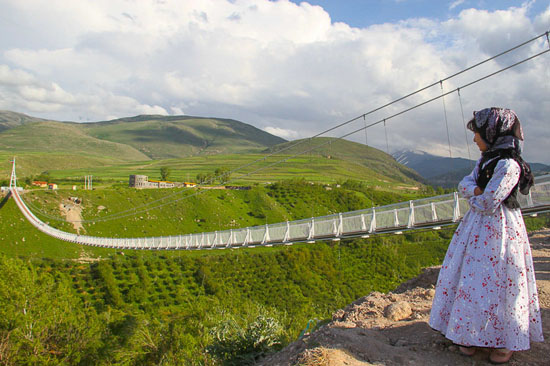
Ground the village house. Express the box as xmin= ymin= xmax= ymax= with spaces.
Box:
xmin=129 ymin=175 xmax=178 ymax=189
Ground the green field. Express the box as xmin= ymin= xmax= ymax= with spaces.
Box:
xmin=2 ymin=174 xmax=549 ymax=364
xmin=0 ymin=179 xmax=427 ymax=259
xmin=0 ymin=111 xmax=479 ymax=365
xmin=28 ymin=153 xmax=420 ymax=188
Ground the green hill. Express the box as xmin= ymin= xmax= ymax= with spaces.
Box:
xmin=0 ymin=179 xmax=424 ymax=259
xmin=266 ymin=137 xmax=425 ymax=184
xmin=0 ymin=111 xmax=286 ymax=161
xmin=0 ymin=111 xmax=289 ymax=178
xmin=0 ymin=112 xmax=424 ymax=190
xmin=37 ymin=151 xmax=425 ymax=189
xmin=0 ymin=110 xmax=47 ymax=132
xmin=81 ymin=115 xmax=287 ymax=159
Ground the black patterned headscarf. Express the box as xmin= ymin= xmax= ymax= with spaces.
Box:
xmin=467 ymin=107 xmax=534 ymax=195
xmin=467 ymin=107 xmax=524 ymax=152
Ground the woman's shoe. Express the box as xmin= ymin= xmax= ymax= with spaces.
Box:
xmin=458 ymin=345 xmax=476 ymax=356
xmin=489 ymin=349 xmax=514 ymax=364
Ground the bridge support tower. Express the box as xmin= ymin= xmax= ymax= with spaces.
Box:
xmin=9 ymin=157 xmax=17 ymax=189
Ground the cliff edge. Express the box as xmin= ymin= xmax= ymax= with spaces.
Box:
xmin=259 ymin=229 xmax=550 ymax=366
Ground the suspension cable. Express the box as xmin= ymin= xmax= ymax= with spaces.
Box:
xmin=457 ymin=88 xmax=473 ymax=166
xmin=440 ymin=80 xmax=452 ymax=158
xmin=20 ymin=32 xmax=550 ymax=223
xmin=68 ymin=30 xmax=550 ymax=221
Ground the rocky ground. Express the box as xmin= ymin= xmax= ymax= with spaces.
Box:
xmin=59 ymin=198 xmax=84 ymax=233
xmin=259 ymin=228 xmax=550 ymax=366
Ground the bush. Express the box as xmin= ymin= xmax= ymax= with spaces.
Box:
xmin=208 ymin=314 xmax=286 ymax=365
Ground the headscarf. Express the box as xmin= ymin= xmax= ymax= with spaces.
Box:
xmin=467 ymin=107 xmax=524 ymax=153
xmin=468 ymin=107 xmax=534 ymax=195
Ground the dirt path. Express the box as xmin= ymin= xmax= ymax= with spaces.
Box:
xmin=59 ymin=200 xmax=84 ymax=234
xmin=260 ymin=228 xmax=550 ymax=366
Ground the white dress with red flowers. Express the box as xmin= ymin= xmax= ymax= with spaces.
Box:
xmin=429 ymin=158 xmax=543 ymax=350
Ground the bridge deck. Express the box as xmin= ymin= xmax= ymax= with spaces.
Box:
xmin=9 ymin=175 xmax=550 ymax=250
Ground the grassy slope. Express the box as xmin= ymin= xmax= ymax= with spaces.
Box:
xmin=82 ymin=117 xmax=285 ymax=160
xmin=41 ymin=152 xmax=424 ymax=189
xmin=0 ymin=110 xmax=46 ymax=132
xmin=0 ymin=121 xmax=152 ymax=179
xmin=0 ymin=180 xmax=419 ymax=260
xmin=266 ymin=137 xmax=425 ymax=184
xmin=0 ymin=112 xmax=286 ymax=162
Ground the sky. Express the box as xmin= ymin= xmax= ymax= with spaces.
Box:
xmin=1 ymin=0 xmax=549 ymax=164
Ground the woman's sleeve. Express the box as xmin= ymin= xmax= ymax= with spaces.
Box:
xmin=468 ymin=159 xmax=520 ymax=215
xmin=458 ymin=161 xmax=480 ymax=199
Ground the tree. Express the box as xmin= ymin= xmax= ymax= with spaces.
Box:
xmin=196 ymin=173 xmax=207 ymax=184
xmin=215 ymin=167 xmax=231 ymax=184
xmin=160 ymin=167 xmax=171 ymax=181
xmin=35 ymin=171 xmax=50 ymax=183
xmin=0 ymin=256 xmax=103 ymax=365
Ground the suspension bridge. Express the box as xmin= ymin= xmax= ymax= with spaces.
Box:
xmin=6 ymin=157 xmax=550 ymax=250
xmin=3 ymin=31 xmax=550 ymax=250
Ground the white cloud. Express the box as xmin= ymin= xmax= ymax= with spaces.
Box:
xmin=263 ymin=126 xmax=300 ymax=140
xmin=449 ymin=0 xmax=465 ymax=10
xmin=0 ymin=0 xmax=549 ymax=163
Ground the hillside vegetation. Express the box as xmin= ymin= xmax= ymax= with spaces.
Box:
xmin=266 ymin=137 xmax=424 ymax=184
xmin=0 ymin=111 xmax=285 ymax=164
xmin=0 ymin=179 xmax=428 ymax=259
xmin=0 ymin=112 xmax=424 ymax=192
xmin=0 ymin=110 xmax=439 ymax=365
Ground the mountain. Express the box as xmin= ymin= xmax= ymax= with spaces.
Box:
xmin=0 ymin=111 xmax=425 ymax=188
xmin=0 ymin=110 xmax=47 ymax=133
xmin=0 ymin=111 xmax=286 ymax=160
xmin=0 ymin=111 xmax=287 ymax=177
xmin=82 ymin=114 xmax=286 ymax=159
xmin=266 ymin=138 xmax=425 ymax=185
xmin=394 ymin=150 xmax=550 ymax=188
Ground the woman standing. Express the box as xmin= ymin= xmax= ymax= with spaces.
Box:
xmin=429 ymin=107 xmax=543 ymax=364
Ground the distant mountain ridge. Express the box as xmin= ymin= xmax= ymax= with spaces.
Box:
xmin=0 ymin=110 xmax=48 ymax=133
xmin=0 ymin=110 xmax=286 ymax=161
xmin=267 ymin=138 xmax=425 ymax=185
xmin=0 ymin=111 xmax=422 ymax=187
xmin=394 ymin=149 xmax=550 ymax=188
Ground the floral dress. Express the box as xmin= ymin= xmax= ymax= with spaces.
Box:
xmin=429 ymin=158 xmax=543 ymax=350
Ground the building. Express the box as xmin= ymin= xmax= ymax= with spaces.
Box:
xmin=129 ymin=175 xmax=149 ymax=188
xmin=48 ymin=183 xmax=58 ymax=190
xmin=32 ymin=181 xmax=48 ymax=188
xmin=129 ymin=175 xmax=178 ymax=189
xmin=148 ymin=180 xmax=176 ymax=189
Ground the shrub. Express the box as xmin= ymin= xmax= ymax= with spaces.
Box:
xmin=208 ymin=314 xmax=286 ymax=365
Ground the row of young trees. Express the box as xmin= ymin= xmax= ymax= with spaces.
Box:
xmin=0 ymin=227 xmax=456 ymax=365
xmin=157 ymin=166 xmax=231 ymax=184
xmin=196 ymin=167 xmax=231 ymax=185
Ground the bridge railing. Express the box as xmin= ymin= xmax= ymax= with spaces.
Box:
xmin=9 ymin=175 xmax=550 ymax=250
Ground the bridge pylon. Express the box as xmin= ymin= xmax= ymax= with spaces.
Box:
xmin=9 ymin=157 xmax=17 ymax=189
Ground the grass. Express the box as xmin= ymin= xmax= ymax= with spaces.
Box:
xmin=0 ymin=179 xmax=421 ymax=260
xmin=6 ymin=153 xmax=423 ymax=192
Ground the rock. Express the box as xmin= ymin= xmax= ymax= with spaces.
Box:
xmin=424 ymin=289 xmax=436 ymax=299
xmin=395 ymin=339 xmax=408 ymax=347
xmin=384 ymin=301 xmax=412 ymax=321
xmin=331 ymin=321 xmax=356 ymax=329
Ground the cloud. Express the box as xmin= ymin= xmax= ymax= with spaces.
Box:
xmin=263 ymin=126 xmax=300 ymax=140
xmin=0 ymin=0 xmax=549 ymax=163
xmin=449 ymin=0 xmax=465 ymax=10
